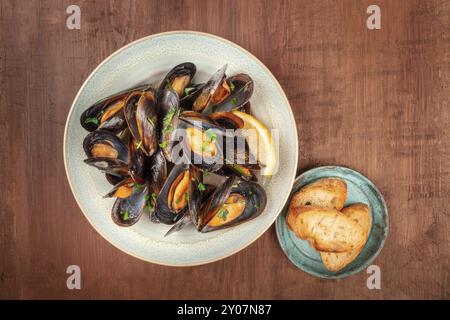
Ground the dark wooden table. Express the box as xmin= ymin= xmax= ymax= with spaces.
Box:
xmin=1 ymin=0 xmax=449 ymax=299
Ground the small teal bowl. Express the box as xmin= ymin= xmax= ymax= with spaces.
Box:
xmin=276 ymin=166 xmax=389 ymax=279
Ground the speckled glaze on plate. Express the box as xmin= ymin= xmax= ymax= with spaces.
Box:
xmin=64 ymin=31 xmax=298 ymax=266
xmin=276 ymin=166 xmax=388 ymax=279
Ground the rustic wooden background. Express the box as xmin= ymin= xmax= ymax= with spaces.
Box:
xmin=0 ymin=0 xmax=449 ymax=299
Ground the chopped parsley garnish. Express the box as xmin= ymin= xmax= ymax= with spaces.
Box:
xmin=230 ymin=98 xmax=238 ymax=106
xmin=217 ymin=207 xmax=229 ymax=221
xmin=162 ymin=124 xmax=173 ymax=134
xmin=133 ymin=183 xmax=144 ymax=192
xmin=229 ymin=81 xmax=235 ymax=91
xmin=205 ymin=128 xmax=217 ymax=142
xmin=122 ymin=210 xmax=130 ymax=221
xmin=145 ymin=193 xmax=157 ymax=210
xmin=184 ymin=87 xmax=195 ymax=96
xmin=162 ymin=107 xmax=177 ymax=134
xmin=159 ymin=141 xmax=168 ymax=148
xmin=175 ymin=193 xmax=188 ymax=205
xmin=202 ymin=170 xmax=211 ymax=177
xmin=197 ymin=182 xmax=206 ymax=192
xmin=84 ymin=117 xmax=99 ymax=125
xmin=201 ymin=142 xmax=211 ymax=153
xmin=200 ymin=129 xmax=217 ymax=154
xmin=230 ymin=164 xmax=246 ymax=175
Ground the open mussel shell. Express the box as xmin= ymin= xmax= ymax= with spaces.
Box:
xmin=128 ymin=137 xmax=147 ymax=184
xmin=180 ymin=110 xmax=234 ymax=141
xmin=83 ymin=130 xmax=129 ymax=177
xmin=180 ymin=83 xmax=205 ymax=109
xmin=158 ymin=62 xmax=197 ymax=98
xmin=158 ymin=89 xmax=180 ymax=162
xmin=187 ymin=165 xmax=204 ymax=224
xmin=177 ymin=116 xmax=225 ymax=172
xmin=84 ymin=157 xmax=129 ymax=177
xmin=99 ymin=111 xmax=127 ymax=132
xmin=180 ymin=112 xmax=253 ymax=171
xmin=203 ymin=74 xmax=254 ymax=115
xmin=124 ymin=87 xmax=158 ymax=156
xmin=165 ymin=182 xmax=217 ymax=236
xmin=147 ymin=149 xmax=167 ymax=195
xmin=154 ymin=164 xmax=190 ymax=224
xmin=209 ymin=111 xmax=244 ymax=130
xmin=80 ymin=84 xmax=150 ymax=132
xmin=219 ymin=163 xmax=257 ymax=182
xmin=179 ymin=111 xmax=227 ymax=132
xmin=221 ymin=129 xmax=259 ymax=168
xmin=164 ymin=165 xmax=204 ymax=236
xmin=83 ymin=130 xmax=128 ymax=162
xmin=104 ymin=177 xmax=134 ymax=198
xmin=140 ymin=149 xmax=168 ymax=222
xmin=196 ymin=175 xmax=236 ymax=230
xmin=211 ymin=78 xmax=231 ymax=105
xmin=201 ymin=184 xmax=216 ymax=201
xmin=198 ymin=178 xmax=267 ymax=232
xmin=111 ymin=183 xmax=148 ymax=227
xmin=105 ymin=173 xmax=128 ymax=186
xmin=192 ymin=64 xmax=227 ymax=113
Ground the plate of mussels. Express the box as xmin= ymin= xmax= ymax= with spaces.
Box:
xmin=64 ymin=31 xmax=298 ymax=266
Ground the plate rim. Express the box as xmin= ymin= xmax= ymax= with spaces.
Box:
xmin=63 ymin=30 xmax=299 ymax=266
xmin=275 ymin=165 xmax=389 ymax=279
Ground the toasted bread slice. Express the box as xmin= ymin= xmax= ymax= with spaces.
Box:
xmin=290 ymin=178 xmax=347 ymax=211
xmin=342 ymin=204 xmax=371 ymax=237
xmin=320 ymin=203 xmax=371 ymax=272
xmin=286 ymin=206 xmax=365 ymax=252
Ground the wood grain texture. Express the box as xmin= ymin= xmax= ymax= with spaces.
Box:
xmin=0 ymin=0 xmax=449 ymax=299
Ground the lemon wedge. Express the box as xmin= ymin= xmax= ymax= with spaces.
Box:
xmin=231 ymin=111 xmax=277 ymax=176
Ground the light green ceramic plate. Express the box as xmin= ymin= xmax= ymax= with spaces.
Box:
xmin=64 ymin=31 xmax=298 ymax=266
xmin=276 ymin=166 xmax=389 ymax=279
